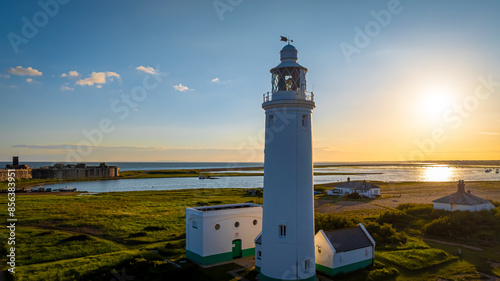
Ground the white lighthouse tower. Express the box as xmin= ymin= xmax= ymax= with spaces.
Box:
xmin=259 ymin=42 xmax=316 ymax=281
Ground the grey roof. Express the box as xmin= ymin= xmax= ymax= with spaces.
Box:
xmin=324 ymin=226 xmax=374 ymax=253
xmin=433 ymin=191 xmax=491 ymax=205
xmin=255 ymin=233 xmax=262 ymax=245
xmin=336 ymin=181 xmax=380 ymax=191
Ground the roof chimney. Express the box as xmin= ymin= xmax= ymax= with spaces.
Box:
xmin=13 ymin=156 xmax=19 ymax=166
xmin=457 ymin=180 xmax=465 ymax=193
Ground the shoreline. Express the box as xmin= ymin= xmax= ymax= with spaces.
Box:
xmin=1 ymin=163 xmax=499 ymax=191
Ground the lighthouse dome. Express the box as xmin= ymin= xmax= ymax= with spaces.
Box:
xmin=280 ymin=44 xmax=298 ymax=60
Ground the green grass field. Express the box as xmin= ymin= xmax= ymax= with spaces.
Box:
xmin=1 ymin=186 xmax=499 ymax=280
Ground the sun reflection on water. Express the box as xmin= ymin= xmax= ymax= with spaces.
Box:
xmin=421 ymin=166 xmax=454 ymax=181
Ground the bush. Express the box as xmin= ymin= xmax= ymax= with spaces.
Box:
xmin=377 ymin=210 xmax=411 ymax=229
xmin=367 ymin=267 xmax=398 ymax=281
xmin=345 ymin=192 xmax=361 ymax=199
xmin=315 ymin=213 xmax=358 ymax=232
xmin=314 ymin=186 xmax=326 ymax=193
xmin=363 ymin=221 xmax=408 ymax=247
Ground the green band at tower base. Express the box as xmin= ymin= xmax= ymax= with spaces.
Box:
xmin=186 ymin=248 xmax=255 ymax=265
xmin=258 ymin=272 xmax=317 ymax=281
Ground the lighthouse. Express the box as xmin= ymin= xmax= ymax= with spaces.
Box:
xmin=259 ymin=42 xmax=316 ymax=280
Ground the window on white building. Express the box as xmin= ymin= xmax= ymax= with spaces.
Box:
xmin=192 ymin=221 xmax=198 ymax=229
xmin=268 ymin=115 xmax=274 ymax=127
xmin=302 ymin=115 xmax=308 ymax=127
xmin=279 ymin=225 xmax=287 ymax=238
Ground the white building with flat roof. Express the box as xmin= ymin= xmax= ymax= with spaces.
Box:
xmin=185 ymin=203 xmax=262 ymax=265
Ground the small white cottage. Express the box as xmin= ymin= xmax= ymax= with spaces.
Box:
xmin=433 ymin=180 xmax=494 ymax=212
xmin=315 ymin=223 xmax=375 ymax=276
xmin=185 ymin=203 xmax=262 ymax=265
xmin=328 ymin=179 xmax=380 ymax=198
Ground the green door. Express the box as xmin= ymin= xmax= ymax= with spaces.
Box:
xmin=232 ymin=239 xmax=242 ymax=259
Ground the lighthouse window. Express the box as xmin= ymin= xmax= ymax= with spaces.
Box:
xmin=192 ymin=221 xmax=198 ymax=229
xmin=234 ymin=221 xmax=240 ymax=228
xmin=304 ymin=259 xmax=311 ymax=273
xmin=214 ymin=224 xmax=220 ymax=230
xmin=302 ymin=115 xmax=308 ymax=127
xmin=279 ymin=225 xmax=287 ymax=238
xmin=272 ymin=68 xmax=301 ymax=93
xmin=285 ymin=75 xmax=293 ymax=90
xmin=253 ymin=219 xmax=258 ymax=226
xmin=268 ymin=115 xmax=274 ymax=127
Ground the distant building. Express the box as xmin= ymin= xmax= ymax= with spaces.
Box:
xmin=433 ymin=180 xmax=494 ymax=212
xmin=315 ymin=223 xmax=376 ymax=277
xmin=0 ymin=156 xmax=32 ymax=181
xmin=31 ymin=162 xmax=119 ymax=179
xmin=327 ymin=178 xmax=380 ymax=198
xmin=185 ymin=203 xmax=262 ymax=265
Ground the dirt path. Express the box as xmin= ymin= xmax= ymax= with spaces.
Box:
xmin=424 ymin=238 xmax=483 ymax=251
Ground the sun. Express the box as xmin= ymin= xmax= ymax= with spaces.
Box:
xmin=421 ymin=88 xmax=453 ymax=116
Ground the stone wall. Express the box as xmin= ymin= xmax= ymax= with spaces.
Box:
xmin=32 ymin=164 xmax=119 ymax=179
xmin=0 ymin=169 xmax=32 ymax=181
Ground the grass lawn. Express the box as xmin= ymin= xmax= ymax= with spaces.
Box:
xmin=1 ymin=184 xmax=498 ymax=280
xmin=0 ymin=188 xmax=262 ymax=280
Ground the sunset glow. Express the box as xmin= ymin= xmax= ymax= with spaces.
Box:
xmin=1 ymin=1 xmax=499 ymax=162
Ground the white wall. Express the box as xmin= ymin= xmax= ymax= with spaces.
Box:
xmin=332 ymin=247 xmax=373 ymax=268
xmin=433 ymin=202 xmax=452 ymax=211
xmin=315 ymin=230 xmax=334 ymax=269
xmin=434 ymin=202 xmax=495 ymax=212
xmin=186 ymin=204 xmax=262 ymax=257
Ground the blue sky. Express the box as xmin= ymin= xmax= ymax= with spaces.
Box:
xmin=1 ymin=0 xmax=499 ymax=162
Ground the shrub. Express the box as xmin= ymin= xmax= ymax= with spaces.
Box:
xmin=423 ymin=216 xmax=450 ymax=238
xmin=377 ymin=210 xmax=411 ymax=229
xmin=363 ymin=221 xmax=407 ymax=247
xmin=367 ymin=267 xmax=398 ymax=281
xmin=315 ymin=213 xmax=358 ymax=232
xmin=314 ymin=186 xmax=326 ymax=193
xmin=345 ymin=192 xmax=361 ymax=199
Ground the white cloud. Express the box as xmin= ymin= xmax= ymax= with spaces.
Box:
xmin=60 ymin=82 xmax=74 ymax=91
xmin=136 ymin=66 xmax=158 ymax=75
xmin=210 ymin=77 xmax=230 ymax=84
xmin=106 ymin=71 xmax=120 ymax=79
xmin=76 ymin=71 xmax=121 ymax=87
xmin=26 ymin=78 xmax=33 ymax=83
xmin=61 ymin=70 xmax=79 ymax=78
xmin=0 ymin=74 xmax=10 ymax=79
xmin=60 ymin=84 xmax=74 ymax=91
xmin=7 ymin=66 xmax=42 ymax=76
xmin=173 ymin=83 xmax=194 ymax=92
xmin=479 ymin=132 xmax=499 ymax=136
xmin=96 ymin=85 xmax=103 ymax=88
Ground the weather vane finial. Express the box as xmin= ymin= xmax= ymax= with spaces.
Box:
xmin=280 ymin=36 xmax=293 ymax=44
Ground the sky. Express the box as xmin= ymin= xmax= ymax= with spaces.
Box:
xmin=1 ymin=0 xmax=499 ymax=163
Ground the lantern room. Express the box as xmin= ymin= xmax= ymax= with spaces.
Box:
xmin=270 ymin=44 xmax=308 ymax=96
